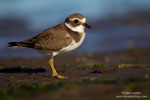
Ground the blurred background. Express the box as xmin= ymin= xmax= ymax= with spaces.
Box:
xmin=0 ymin=0 xmax=150 ymax=57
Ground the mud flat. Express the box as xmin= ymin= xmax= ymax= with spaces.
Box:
xmin=0 ymin=48 xmax=150 ymax=100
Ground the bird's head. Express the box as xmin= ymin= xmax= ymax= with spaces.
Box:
xmin=65 ymin=13 xmax=91 ymax=33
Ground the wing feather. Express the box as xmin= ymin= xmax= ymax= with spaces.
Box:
xmin=21 ymin=23 xmax=72 ymax=51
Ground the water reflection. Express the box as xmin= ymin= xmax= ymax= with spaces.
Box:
xmin=0 ymin=1 xmax=150 ymax=57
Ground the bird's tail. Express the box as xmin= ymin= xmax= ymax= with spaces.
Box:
xmin=8 ymin=41 xmax=35 ymax=48
xmin=8 ymin=42 xmax=19 ymax=47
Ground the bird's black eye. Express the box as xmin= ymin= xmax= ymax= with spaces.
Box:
xmin=74 ymin=19 xmax=79 ymax=23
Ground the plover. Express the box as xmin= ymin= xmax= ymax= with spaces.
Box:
xmin=8 ymin=13 xmax=91 ymax=79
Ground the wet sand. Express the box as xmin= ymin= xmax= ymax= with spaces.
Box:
xmin=0 ymin=48 xmax=150 ymax=100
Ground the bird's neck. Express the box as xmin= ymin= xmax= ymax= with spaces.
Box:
xmin=65 ymin=22 xmax=85 ymax=33
xmin=64 ymin=23 xmax=85 ymax=43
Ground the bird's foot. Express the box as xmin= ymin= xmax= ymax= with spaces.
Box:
xmin=52 ymin=74 xmax=68 ymax=79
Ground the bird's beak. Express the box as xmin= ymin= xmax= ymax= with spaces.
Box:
xmin=84 ymin=23 xmax=91 ymax=29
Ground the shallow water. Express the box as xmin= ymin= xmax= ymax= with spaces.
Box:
xmin=0 ymin=17 xmax=150 ymax=57
xmin=0 ymin=22 xmax=150 ymax=58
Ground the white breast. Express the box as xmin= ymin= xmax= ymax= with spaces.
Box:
xmin=60 ymin=33 xmax=85 ymax=53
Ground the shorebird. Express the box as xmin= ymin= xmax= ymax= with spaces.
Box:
xmin=8 ymin=13 xmax=91 ymax=79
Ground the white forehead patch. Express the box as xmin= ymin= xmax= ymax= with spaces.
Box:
xmin=81 ymin=18 xmax=86 ymax=23
xmin=70 ymin=18 xmax=86 ymax=23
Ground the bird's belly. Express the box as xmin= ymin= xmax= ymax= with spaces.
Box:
xmin=61 ymin=41 xmax=81 ymax=52
xmin=40 ymin=41 xmax=83 ymax=57
xmin=38 ymin=34 xmax=85 ymax=56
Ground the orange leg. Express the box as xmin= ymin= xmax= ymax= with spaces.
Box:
xmin=49 ymin=57 xmax=68 ymax=79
